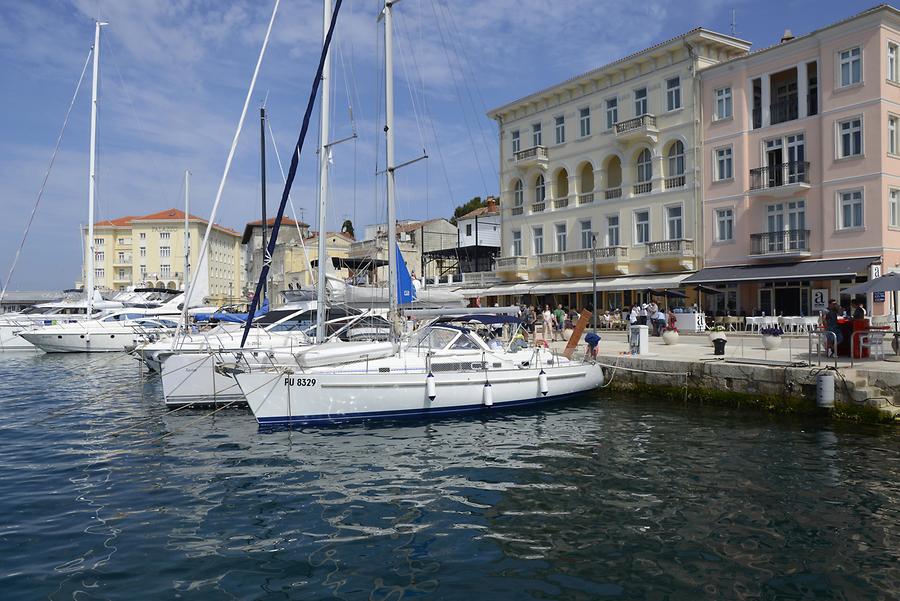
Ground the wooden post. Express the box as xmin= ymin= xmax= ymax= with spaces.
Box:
xmin=563 ymin=309 xmax=592 ymax=359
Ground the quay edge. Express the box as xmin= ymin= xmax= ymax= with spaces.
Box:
xmin=595 ymin=353 xmax=900 ymax=425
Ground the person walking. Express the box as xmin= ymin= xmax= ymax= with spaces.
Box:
xmin=823 ymin=299 xmax=843 ymax=357
xmin=553 ymin=304 xmax=566 ymax=340
xmin=542 ymin=305 xmax=554 ymax=343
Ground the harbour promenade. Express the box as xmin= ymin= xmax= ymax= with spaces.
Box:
xmin=550 ymin=331 xmax=900 ymax=422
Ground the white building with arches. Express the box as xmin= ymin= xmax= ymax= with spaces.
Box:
xmin=486 ymin=28 xmax=750 ymax=310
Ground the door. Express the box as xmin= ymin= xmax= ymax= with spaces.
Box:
xmin=766 ymin=139 xmax=783 ymax=187
xmin=786 ymin=134 xmax=805 ymax=183
xmin=787 ymin=200 xmax=806 ymax=251
xmin=767 ymin=204 xmax=785 ymax=252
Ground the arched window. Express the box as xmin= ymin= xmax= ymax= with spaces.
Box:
xmin=513 ymin=180 xmax=524 ymax=206
xmin=636 ymin=149 xmax=652 ymax=183
xmin=535 ymin=174 xmax=546 ymax=202
xmin=667 ymin=141 xmax=685 ymax=176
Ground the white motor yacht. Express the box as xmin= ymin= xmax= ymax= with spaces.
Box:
xmin=0 ymin=291 xmax=123 ymax=351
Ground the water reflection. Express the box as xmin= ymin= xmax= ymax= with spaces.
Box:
xmin=0 ymin=353 xmax=898 ymax=599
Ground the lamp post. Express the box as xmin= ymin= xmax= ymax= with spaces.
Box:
xmin=591 ymin=231 xmax=598 ymax=331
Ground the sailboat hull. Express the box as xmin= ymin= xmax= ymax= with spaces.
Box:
xmin=235 ymin=363 xmax=604 ymax=426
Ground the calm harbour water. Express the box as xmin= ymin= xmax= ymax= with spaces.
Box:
xmin=0 ymin=352 xmax=898 ymax=600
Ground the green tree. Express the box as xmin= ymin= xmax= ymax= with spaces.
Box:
xmin=340 ymin=219 xmax=355 ymax=239
xmin=450 ymin=196 xmax=488 ymax=225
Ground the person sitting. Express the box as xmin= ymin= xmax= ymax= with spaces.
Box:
xmin=510 ymin=330 xmax=528 ymax=352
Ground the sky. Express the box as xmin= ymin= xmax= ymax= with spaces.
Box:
xmin=0 ymin=0 xmax=882 ymax=290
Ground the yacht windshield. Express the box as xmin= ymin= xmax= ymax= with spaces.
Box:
xmin=407 ymin=327 xmax=458 ymax=351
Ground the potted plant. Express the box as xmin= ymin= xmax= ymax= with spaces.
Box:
xmin=760 ymin=326 xmax=784 ymax=350
xmin=661 ymin=325 xmax=679 ymax=345
xmin=707 ymin=325 xmax=727 ymax=343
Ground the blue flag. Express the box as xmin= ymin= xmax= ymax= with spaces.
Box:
xmin=396 ymin=246 xmax=417 ymax=305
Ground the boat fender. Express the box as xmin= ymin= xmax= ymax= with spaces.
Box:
xmin=426 ymin=372 xmax=436 ymax=401
xmin=482 ymin=382 xmax=493 ymax=407
xmin=538 ymin=369 xmax=548 ymax=396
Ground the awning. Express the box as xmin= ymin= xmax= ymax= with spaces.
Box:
xmin=683 ymin=257 xmax=878 ymax=284
xmin=471 ymin=273 xmax=693 ymax=296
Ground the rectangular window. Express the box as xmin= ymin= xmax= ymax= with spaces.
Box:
xmin=139 ymin=232 xmax=146 ymax=240
xmin=511 ymin=130 xmax=520 ymax=154
xmin=160 ymin=246 xmax=171 ymax=258
xmin=465 ymin=223 xmax=472 ymax=237
xmin=715 ymin=87 xmax=732 ymax=120
xmin=606 ymin=215 xmax=619 ymax=247
xmin=532 ymin=122 xmax=542 ymax=147
xmin=839 ymin=47 xmax=861 ymax=87
xmin=139 ymin=246 xmax=146 ymax=258
xmin=891 ymin=116 xmax=898 ymax=155
xmin=716 ymin=208 xmax=734 ymax=241
xmin=891 ymin=190 xmax=900 ymax=228
xmin=838 ymin=190 xmax=863 ymax=229
xmin=117 ymin=251 xmax=125 ymax=262
xmin=838 ymin=117 xmax=862 ymax=158
xmin=159 ymin=232 xmax=171 ymax=240
xmin=666 ymin=206 xmax=683 ymax=240
xmin=634 ymin=210 xmax=650 ymax=245
xmin=605 ymin=98 xmax=618 ymax=130
xmin=117 ymin=237 xmax=125 ymax=245
xmin=94 ymin=237 xmax=104 ymax=246
xmin=140 ymin=265 xmax=147 ymax=278
xmin=579 ymin=107 xmax=591 ymax=137
xmin=512 ymin=230 xmax=522 ymax=256
xmin=807 ymin=61 xmax=819 ymax=116
xmin=118 ymin=268 xmax=127 ymax=279
xmin=160 ymin=264 xmax=171 ymax=277
xmin=634 ymin=87 xmax=647 ymax=116
xmin=580 ymin=220 xmax=593 ymax=250
xmin=555 ymin=223 xmax=567 ymax=252
xmin=94 ymin=251 xmax=104 ymax=262
xmin=890 ymin=43 xmax=899 ymax=82
xmin=555 ymin=115 xmax=565 ymax=144
xmin=716 ymin=147 xmax=733 ymax=180
xmin=94 ymin=268 xmax=104 ymax=280
xmin=532 ymin=226 xmax=544 ymax=255
xmin=666 ymin=77 xmax=681 ymax=111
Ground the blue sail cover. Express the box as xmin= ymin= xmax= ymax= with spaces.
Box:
xmin=396 ymin=246 xmax=417 ymax=305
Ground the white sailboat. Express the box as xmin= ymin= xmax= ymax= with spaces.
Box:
xmin=233 ymin=0 xmax=604 ymax=426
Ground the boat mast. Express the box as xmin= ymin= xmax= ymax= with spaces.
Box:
xmin=260 ymin=106 xmax=268 ymax=303
xmin=183 ymin=169 xmax=190 ymax=292
xmin=384 ymin=0 xmax=399 ymax=344
xmin=86 ymin=20 xmax=106 ymax=316
xmin=315 ymin=0 xmax=333 ymax=343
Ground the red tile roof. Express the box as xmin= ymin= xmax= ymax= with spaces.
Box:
xmin=94 ymin=208 xmax=239 ymax=236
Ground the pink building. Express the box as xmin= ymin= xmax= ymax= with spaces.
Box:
xmin=687 ymin=5 xmax=900 ymax=317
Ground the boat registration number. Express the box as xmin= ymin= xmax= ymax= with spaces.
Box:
xmin=284 ymin=377 xmax=317 ymax=387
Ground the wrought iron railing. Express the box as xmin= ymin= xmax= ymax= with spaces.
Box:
xmin=749 ymin=161 xmax=810 ymax=191
xmin=770 ymin=96 xmax=798 ymax=125
xmin=750 ymin=229 xmax=810 ymax=255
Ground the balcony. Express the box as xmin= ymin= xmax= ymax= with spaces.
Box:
xmin=578 ymin=192 xmax=594 ymax=205
xmin=535 ymin=247 xmax=629 ymax=275
xmin=552 ymin=197 xmax=569 ymax=210
xmin=750 ymin=229 xmax=811 ymax=258
xmin=460 ymin=271 xmax=500 ymax=286
xmin=604 ymin=187 xmax=622 ymax=200
xmin=665 ymin=175 xmax=685 ymax=189
xmin=531 ymin=201 xmax=546 ymax=213
xmin=510 ymin=205 xmax=524 ymax=216
xmin=614 ymin=114 xmax=658 ymax=142
xmin=496 ymin=257 xmax=528 ymax=272
xmin=749 ymin=161 xmax=810 ymax=197
xmin=113 ymin=255 xmax=133 ymax=266
xmin=646 ymin=238 xmax=694 ymax=258
xmin=633 ymin=181 xmax=652 ymax=195
xmin=770 ymin=96 xmax=798 ymax=125
xmin=514 ymin=145 xmax=548 ymax=168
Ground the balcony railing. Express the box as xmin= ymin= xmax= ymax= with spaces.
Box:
xmin=578 ymin=192 xmax=594 ymax=205
xmin=604 ymin=187 xmax=622 ymax=200
xmin=537 ymin=247 xmax=628 ymax=267
xmin=538 ymin=252 xmax=567 ymax=266
xmin=594 ymin=246 xmax=628 ymax=259
xmin=531 ymin=201 xmax=545 ymax=213
xmin=615 ymin=114 xmax=657 ymax=134
xmin=646 ymin=238 xmax=694 ymax=257
xmin=511 ymin=205 xmax=524 ymax=216
xmin=770 ymin=96 xmax=798 ymax=125
xmin=553 ymin=197 xmax=569 ymax=209
xmin=665 ymin=175 xmax=685 ymax=189
xmin=749 ymin=161 xmax=810 ymax=191
xmin=750 ymin=229 xmax=810 ymax=256
xmin=496 ymin=256 xmax=529 ymax=270
xmin=633 ymin=181 xmax=652 ymax=195
xmin=514 ymin=145 xmax=548 ymax=163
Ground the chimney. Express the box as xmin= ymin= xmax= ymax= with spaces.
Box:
xmin=486 ymin=196 xmax=497 ymax=212
xmin=780 ymin=29 xmax=795 ymax=43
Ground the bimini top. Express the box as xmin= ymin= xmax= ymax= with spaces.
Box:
xmin=435 ymin=314 xmax=521 ymax=325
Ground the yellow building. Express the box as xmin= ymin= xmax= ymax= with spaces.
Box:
xmin=83 ymin=208 xmax=242 ymax=304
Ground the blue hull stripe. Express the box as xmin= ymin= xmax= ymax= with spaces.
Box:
xmin=256 ymin=391 xmax=587 ymax=427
